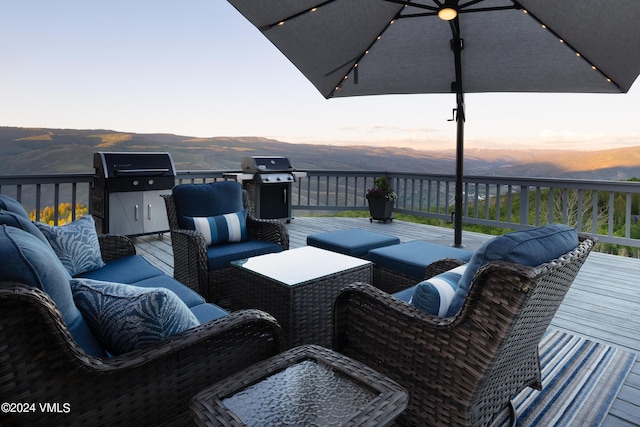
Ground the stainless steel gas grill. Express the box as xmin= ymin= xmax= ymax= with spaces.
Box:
xmin=91 ymin=152 xmax=176 ymax=236
xmin=231 ymin=156 xmax=298 ymax=221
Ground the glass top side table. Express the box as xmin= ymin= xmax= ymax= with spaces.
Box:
xmin=190 ymin=345 xmax=408 ymax=427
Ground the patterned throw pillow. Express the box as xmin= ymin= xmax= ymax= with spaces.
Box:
xmin=35 ymin=215 xmax=106 ymax=276
xmin=70 ymin=278 xmax=200 ymax=356
xmin=182 ymin=209 xmax=249 ymax=246
xmin=410 ymin=265 xmax=467 ymax=317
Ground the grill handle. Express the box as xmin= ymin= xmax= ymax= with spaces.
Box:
xmin=114 ymin=168 xmax=171 ymax=176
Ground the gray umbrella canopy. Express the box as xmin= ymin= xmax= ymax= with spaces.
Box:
xmin=227 ymin=0 xmax=640 ymax=245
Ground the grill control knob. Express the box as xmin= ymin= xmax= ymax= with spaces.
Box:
xmin=133 ymin=180 xmax=139 ymax=186
xmin=148 ymin=179 xmax=154 ymax=185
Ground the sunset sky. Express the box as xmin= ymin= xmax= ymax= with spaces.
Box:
xmin=2 ymin=1 xmax=640 ymax=151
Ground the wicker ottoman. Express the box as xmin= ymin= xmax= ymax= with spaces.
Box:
xmin=307 ymin=228 xmax=400 ymax=258
xmin=368 ymin=240 xmax=473 ymax=293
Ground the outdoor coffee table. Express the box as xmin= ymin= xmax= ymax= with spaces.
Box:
xmin=189 ymin=344 xmax=409 ymax=427
xmin=230 ymin=246 xmax=372 ymax=348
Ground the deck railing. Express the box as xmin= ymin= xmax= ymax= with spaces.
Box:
xmin=1 ymin=170 xmax=639 ymax=248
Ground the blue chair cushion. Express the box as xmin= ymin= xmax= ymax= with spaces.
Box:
xmin=182 ymin=209 xmax=249 ymax=246
xmin=307 ymin=229 xmax=400 ymax=257
xmin=189 ymin=303 xmax=229 ymax=324
xmin=0 ymin=194 xmax=30 ymax=218
xmin=0 ymin=225 xmax=104 ymax=357
xmin=410 ymin=265 xmax=467 ymax=317
xmin=392 ymin=286 xmax=415 ymax=303
xmin=0 ymin=210 xmax=49 ymax=244
xmin=77 ymin=255 xmax=164 ymax=283
xmin=130 ymin=274 xmax=206 ymax=308
xmin=206 ymin=240 xmax=283 ymax=271
xmin=173 ymin=182 xmax=245 ymax=229
xmin=368 ymin=240 xmax=473 ymax=280
xmin=446 ymin=224 xmax=579 ymax=317
xmin=70 ymin=278 xmax=200 ymax=356
xmin=35 ymin=215 xmax=106 ymax=276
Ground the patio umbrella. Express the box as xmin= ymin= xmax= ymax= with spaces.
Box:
xmin=226 ymin=0 xmax=640 ymax=246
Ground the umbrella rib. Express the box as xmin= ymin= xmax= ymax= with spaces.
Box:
xmin=259 ymin=0 xmax=337 ymax=30
xmin=519 ymin=7 xmax=622 ymax=91
xmin=458 ymin=0 xmax=492 ymax=9
xmin=328 ymin=10 xmax=405 ymax=97
xmin=381 ymin=0 xmax=439 ymax=12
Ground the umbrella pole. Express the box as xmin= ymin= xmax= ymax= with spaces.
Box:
xmin=454 ymin=92 xmax=464 ymax=247
xmin=452 ymin=28 xmax=465 ymax=248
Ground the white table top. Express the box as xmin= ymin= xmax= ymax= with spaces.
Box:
xmin=232 ymin=246 xmax=371 ymax=286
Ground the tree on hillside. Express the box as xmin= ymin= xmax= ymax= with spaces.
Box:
xmin=30 ymin=203 xmax=88 ymax=226
xmin=538 ymin=188 xmax=607 ymax=234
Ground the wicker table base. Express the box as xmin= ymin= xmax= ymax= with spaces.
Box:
xmin=231 ymin=246 xmax=372 ymax=349
xmin=190 ymin=344 xmax=408 ymax=427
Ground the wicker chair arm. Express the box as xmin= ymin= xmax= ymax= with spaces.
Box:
xmin=334 ymin=282 xmax=453 ymax=344
xmin=246 ymin=215 xmax=290 ymax=249
xmin=168 ymin=227 xmax=209 ymax=296
xmin=0 ymin=282 xmax=283 ymax=426
xmin=242 ymin=188 xmax=290 ymax=249
xmin=99 ymin=308 xmax=284 ymax=370
xmin=97 ymin=234 xmax=136 ymax=262
xmin=422 ymin=257 xmax=469 ymax=280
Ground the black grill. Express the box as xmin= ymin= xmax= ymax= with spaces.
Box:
xmin=91 ymin=152 xmax=176 ymax=235
xmin=238 ymin=156 xmax=296 ymax=220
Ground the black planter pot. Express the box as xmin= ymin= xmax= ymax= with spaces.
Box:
xmin=367 ymin=196 xmax=394 ymax=223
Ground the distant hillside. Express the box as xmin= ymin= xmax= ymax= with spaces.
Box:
xmin=1 ymin=126 xmax=639 ymax=181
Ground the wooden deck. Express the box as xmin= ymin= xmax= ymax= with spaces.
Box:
xmin=132 ymin=217 xmax=640 ymax=426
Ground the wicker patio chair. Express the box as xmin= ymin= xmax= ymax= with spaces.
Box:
xmin=0 ymin=234 xmax=284 ymax=427
xmin=333 ymin=234 xmax=595 ymax=427
xmin=162 ymin=183 xmax=289 ymax=305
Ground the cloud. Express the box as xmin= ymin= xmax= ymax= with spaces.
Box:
xmin=337 ymin=125 xmax=438 ymax=135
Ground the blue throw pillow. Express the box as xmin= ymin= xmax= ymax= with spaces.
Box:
xmin=36 ymin=215 xmax=106 ymax=276
xmin=0 ymin=210 xmax=49 ymax=244
xmin=410 ymin=265 xmax=467 ymax=317
xmin=0 ymin=225 xmax=104 ymax=357
xmin=0 ymin=194 xmax=30 ymax=218
xmin=70 ymin=278 xmax=200 ymax=356
xmin=182 ymin=210 xmax=249 ymax=246
xmin=446 ymin=224 xmax=579 ymax=317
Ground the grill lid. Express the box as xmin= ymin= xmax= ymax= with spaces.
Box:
xmin=241 ymin=156 xmax=293 ymax=174
xmin=94 ymin=152 xmax=176 ymax=178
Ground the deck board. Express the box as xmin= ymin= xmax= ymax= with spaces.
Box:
xmin=132 ymin=217 xmax=640 ymax=426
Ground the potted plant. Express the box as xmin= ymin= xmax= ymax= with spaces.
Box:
xmin=366 ymin=176 xmax=397 ymax=223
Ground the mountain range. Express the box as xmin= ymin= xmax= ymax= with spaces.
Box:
xmin=1 ymin=126 xmax=640 ymax=181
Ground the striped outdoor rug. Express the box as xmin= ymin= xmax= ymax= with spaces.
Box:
xmin=504 ymin=328 xmax=636 ymax=427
